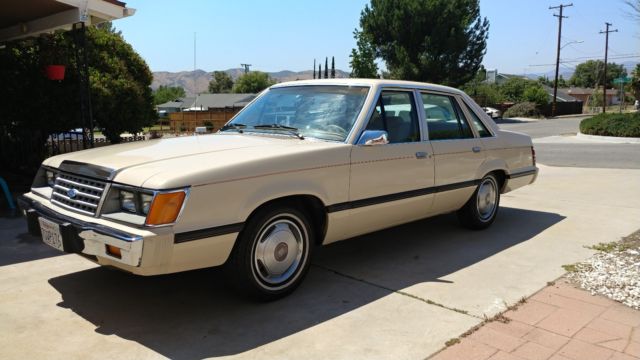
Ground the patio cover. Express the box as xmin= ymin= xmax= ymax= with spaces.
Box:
xmin=0 ymin=0 xmax=135 ymax=42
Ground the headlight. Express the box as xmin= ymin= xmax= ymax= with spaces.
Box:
xmin=45 ymin=170 xmax=57 ymax=187
xmin=119 ymin=190 xmax=137 ymax=213
xmin=140 ymin=193 xmax=154 ymax=215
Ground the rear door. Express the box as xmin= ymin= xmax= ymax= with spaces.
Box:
xmin=419 ymin=91 xmax=485 ymax=214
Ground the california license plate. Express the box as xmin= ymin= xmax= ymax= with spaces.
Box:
xmin=39 ymin=217 xmax=64 ymax=252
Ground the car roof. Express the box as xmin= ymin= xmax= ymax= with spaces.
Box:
xmin=270 ymin=78 xmax=463 ymax=96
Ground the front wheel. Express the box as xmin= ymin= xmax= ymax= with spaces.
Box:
xmin=457 ymin=174 xmax=500 ymax=230
xmin=224 ymin=205 xmax=313 ymax=301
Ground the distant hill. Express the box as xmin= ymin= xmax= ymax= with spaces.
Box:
xmin=152 ymin=68 xmax=351 ymax=95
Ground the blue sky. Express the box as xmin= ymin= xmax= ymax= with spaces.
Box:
xmin=115 ymin=0 xmax=639 ymax=75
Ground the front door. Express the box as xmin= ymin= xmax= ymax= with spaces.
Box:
xmin=346 ymin=90 xmax=435 ymax=237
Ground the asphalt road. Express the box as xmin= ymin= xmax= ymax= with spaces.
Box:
xmin=498 ymin=116 xmax=640 ymax=169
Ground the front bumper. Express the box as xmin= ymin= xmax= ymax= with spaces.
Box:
xmin=17 ymin=195 xmax=143 ymax=267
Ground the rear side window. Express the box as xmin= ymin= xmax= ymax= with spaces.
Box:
xmin=462 ymin=101 xmax=492 ymax=137
xmin=421 ymin=93 xmax=474 ymax=140
xmin=365 ymin=91 xmax=420 ymax=143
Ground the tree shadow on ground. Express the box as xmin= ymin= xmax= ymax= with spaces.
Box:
xmin=48 ymin=207 xmax=564 ymax=359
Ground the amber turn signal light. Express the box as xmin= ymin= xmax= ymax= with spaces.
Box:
xmin=145 ymin=191 xmax=186 ymax=226
xmin=106 ymin=245 xmax=122 ymax=258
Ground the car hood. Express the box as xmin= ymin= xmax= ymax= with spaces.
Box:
xmin=43 ymin=134 xmax=349 ymax=189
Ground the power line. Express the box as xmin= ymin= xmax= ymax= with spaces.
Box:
xmin=549 ymin=3 xmax=573 ymax=117
xmin=528 ymin=54 xmax=640 ymax=67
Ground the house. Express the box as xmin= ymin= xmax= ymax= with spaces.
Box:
xmin=567 ymin=87 xmax=619 ymax=106
xmin=485 ymin=69 xmax=529 ymax=85
xmin=157 ymin=93 xmax=256 ymax=114
xmin=159 ymin=93 xmax=257 ymax=132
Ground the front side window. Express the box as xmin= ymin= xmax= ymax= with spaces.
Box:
xmin=365 ymin=91 xmax=420 ymax=143
xmin=421 ymin=93 xmax=475 ymax=140
xmin=224 ymin=85 xmax=369 ymax=142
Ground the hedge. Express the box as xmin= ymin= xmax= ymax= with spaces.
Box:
xmin=580 ymin=112 xmax=640 ymax=138
xmin=503 ymin=102 xmax=542 ymax=118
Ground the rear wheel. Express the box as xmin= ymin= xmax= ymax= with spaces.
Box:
xmin=457 ymin=174 xmax=500 ymax=230
xmin=224 ymin=205 xmax=313 ymax=301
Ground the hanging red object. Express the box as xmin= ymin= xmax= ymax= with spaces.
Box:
xmin=45 ymin=65 xmax=66 ymax=80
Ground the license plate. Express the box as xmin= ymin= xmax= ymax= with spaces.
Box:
xmin=39 ymin=217 xmax=64 ymax=252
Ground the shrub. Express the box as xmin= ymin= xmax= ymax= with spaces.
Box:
xmin=580 ymin=112 xmax=640 ymax=137
xmin=523 ymin=86 xmax=548 ymax=106
xmin=503 ymin=102 xmax=542 ymax=118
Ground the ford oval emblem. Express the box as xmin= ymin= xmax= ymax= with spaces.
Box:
xmin=67 ymin=188 xmax=78 ymax=199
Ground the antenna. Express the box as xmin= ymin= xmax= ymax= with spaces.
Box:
xmin=193 ymin=32 xmax=197 ymax=95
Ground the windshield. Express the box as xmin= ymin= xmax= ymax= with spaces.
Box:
xmin=222 ymin=85 xmax=370 ymax=141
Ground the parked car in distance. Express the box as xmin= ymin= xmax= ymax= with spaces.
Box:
xmin=483 ymin=107 xmax=502 ymax=119
xmin=19 ymin=79 xmax=537 ymax=300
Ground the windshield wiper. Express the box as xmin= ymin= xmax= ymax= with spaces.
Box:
xmin=253 ymin=124 xmax=304 ymax=139
xmin=220 ymin=123 xmax=246 ymax=133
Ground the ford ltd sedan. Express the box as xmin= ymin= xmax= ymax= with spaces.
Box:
xmin=19 ymin=79 xmax=537 ymax=300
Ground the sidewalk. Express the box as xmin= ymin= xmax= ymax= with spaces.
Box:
xmin=431 ymin=280 xmax=640 ymax=360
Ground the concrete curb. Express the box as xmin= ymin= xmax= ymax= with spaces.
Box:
xmin=577 ymin=132 xmax=640 ymax=144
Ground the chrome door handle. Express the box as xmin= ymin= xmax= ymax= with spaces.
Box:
xmin=415 ymin=151 xmax=428 ymax=159
xmin=472 ymin=146 xmax=481 ymax=153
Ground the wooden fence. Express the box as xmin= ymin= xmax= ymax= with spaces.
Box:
xmin=169 ymin=108 xmax=242 ymax=132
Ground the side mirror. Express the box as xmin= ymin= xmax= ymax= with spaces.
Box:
xmin=357 ymin=130 xmax=389 ymax=146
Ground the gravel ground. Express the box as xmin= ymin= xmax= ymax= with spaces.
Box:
xmin=566 ymin=230 xmax=640 ymax=309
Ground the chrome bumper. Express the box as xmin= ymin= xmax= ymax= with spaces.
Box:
xmin=17 ymin=195 xmax=143 ymax=267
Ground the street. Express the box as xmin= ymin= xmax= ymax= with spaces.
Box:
xmin=0 ymin=119 xmax=639 ymax=360
xmin=499 ymin=117 xmax=640 ymax=169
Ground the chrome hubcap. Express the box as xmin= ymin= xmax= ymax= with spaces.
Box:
xmin=253 ymin=216 xmax=305 ymax=286
xmin=476 ymin=178 xmax=497 ymax=221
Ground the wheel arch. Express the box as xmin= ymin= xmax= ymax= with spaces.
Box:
xmin=243 ymin=194 xmax=328 ymax=246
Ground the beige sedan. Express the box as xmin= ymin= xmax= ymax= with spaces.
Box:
xmin=19 ymin=79 xmax=537 ymax=300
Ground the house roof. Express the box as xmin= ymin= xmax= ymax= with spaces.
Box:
xmin=541 ymin=85 xmax=581 ymax=102
xmin=156 ymin=94 xmax=256 ymax=111
xmin=567 ymin=87 xmax=617 ymax=95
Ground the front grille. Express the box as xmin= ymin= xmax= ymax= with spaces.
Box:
xmin=51 ymin=173 xmax=107 ymax=216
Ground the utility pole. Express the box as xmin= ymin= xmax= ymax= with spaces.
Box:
xmin=599 ymin=22 xmax=617 ymax=113
xmin=240 ymin=64 xmax=251 ymax=74
xmin=549 ymin=3 xmax=572 ymax=117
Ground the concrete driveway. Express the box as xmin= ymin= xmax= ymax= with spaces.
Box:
xmin=1 ymin=163 xmax=639 ymax=360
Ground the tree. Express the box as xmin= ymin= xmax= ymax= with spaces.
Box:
xmin=208 ymin=71 xmax=234 ymax=93
xmin=232 ymin=71 xmax=275 ymax=93
xmin=319 ymin=64 xmax=322 ymax=79
xmin=349 ymin=30 xmax=379 ymax=78
xmin=0 ymin=24 xmax=155 ymax=170
xmin=153 ymin=85 xmax=185 ymax=105
xmin=630 ymin=64 xmax=640 ymax=99
xmin=331 ymin=56 xmax=336 ymax=78
xmin=625 ymin=0 xmax=640 ymax=22
xmin=569 ymin=60 xmax=626 ymax=88
xmin=359 ymin=0 xmax=489 ymax=87
xmin=523 ymin=86 xmax=548 ymax=106
xmin=500 ymin=77 xmax=531 ymax=102
xmin=87 ymin=26 xmax=156 ymax=143
xmin=324 ymin=57 xmax=329 ymax=79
